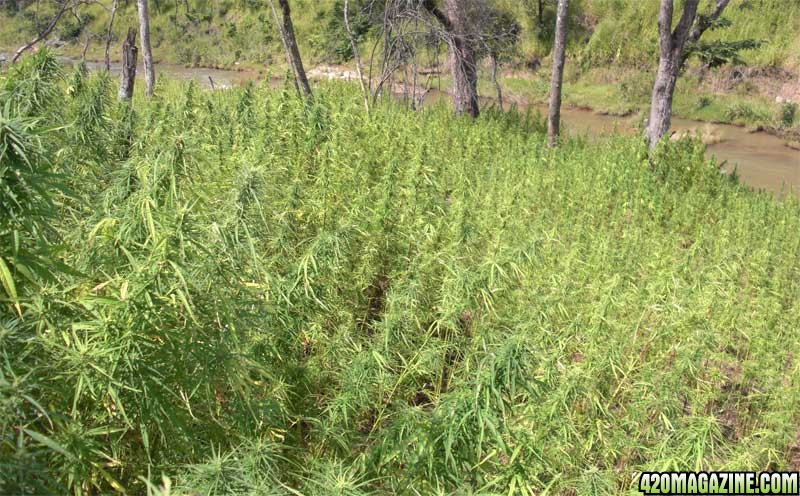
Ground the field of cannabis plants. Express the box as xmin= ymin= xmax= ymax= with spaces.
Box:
xmin=2 ymin=52 xmax=799 ymax=495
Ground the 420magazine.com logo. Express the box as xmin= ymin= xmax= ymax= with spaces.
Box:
xmin=638 ymin=472 xmax=800 ymax=495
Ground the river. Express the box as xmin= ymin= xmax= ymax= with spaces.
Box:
xmin=3 ymin=53 xmax=798 ymax=197
xmin=538 ymin=104 xmax=800 ymax=196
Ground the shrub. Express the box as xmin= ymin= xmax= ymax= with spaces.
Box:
xmin=779 ymin=101 xmax=797 ymax=128
xmin=695 ymin=95 xmax=712 ymax=110
xmin=1 ymin=58 xmax=799 ymax=496
xmin=724 ymin=101 xmax=769 ymax=123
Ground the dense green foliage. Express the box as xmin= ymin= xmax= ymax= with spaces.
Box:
xmin=1 ymin=52 xmax=800 ymax=495
xmin=525 ymin=0 xmax=800 ymax=69
xmin=1 ymin=0 xmax=797 ymax=70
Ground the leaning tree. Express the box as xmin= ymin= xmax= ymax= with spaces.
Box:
xmin=268 ymin=0 xmax=313 ymax=99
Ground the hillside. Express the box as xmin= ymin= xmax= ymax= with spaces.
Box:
xmin=2 ymin=0 xmax=799 ymax=69
xmin=2 ymin=50 xmax=800 ymax=495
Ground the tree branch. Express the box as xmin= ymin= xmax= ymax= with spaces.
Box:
xmin=670 ymin=0 xmax=700 ymax=56
xmin=687 ymin=0 xmax=732 ymax=44
xmin=421 ymin=0 xmax=452 ymax=31
xmin=12 ymin=0 xmax=70 ymax=63
xmin=656 ymin=0 xmax=674 ymax=59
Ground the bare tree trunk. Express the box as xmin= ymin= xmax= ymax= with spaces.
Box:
xmin=490 ymin=52 xmax=503 ymax=111
xmin=547 ymin=0 xmax=568 ymax=147
xmin=344 ymin=0 xmax=370 ymax=112
xmin=81 ymin=33 xmax=91 ymax=64
xmin=646 ymin=0 xmax=730 ymax=148
xmin=277 ymin=0 xmax=312 ymax=99
xmin=378 ymin=0 xmax=393 ymax=98
xmin=104 ymin=0 xmax=119 ymax=70
xmin=267 ymin=0 xmax=300 ymax=95
xmin=446 ymin=0 xmax=479 ymax=117
xmin=136 ymin=0 xmax=155 ymax=97
xmin=11 ymin=0 xmax=69 ymax=63
xmin=118 ymin=27 xmax=137 ymax=101
xmin=411 ymin=30 xmax=419 ymax=109
xmin=646 ymin=44 xmax=680 ymax=149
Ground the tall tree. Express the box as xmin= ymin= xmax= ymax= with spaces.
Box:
xmin=118 ymin=27 xmax=137 ymax=101
xmin=344 ymin=0 xmax=370 ymax=111
xmin=547 ymin=0 xmax=568 ymax=147
xmin=136 ymin=0 xmax=155 ymax=97
xmin=489 ymin=53 xmax=502 ymax=110
xmin=275 ymin=0 xmax=313 ymax=99
xmin=444 ymin=0 xmax=479 ymax=117
xmin=645 ymin=0 xmax=731 ymax=148
xmin=104 ymin=0 xmax=119 ymax=70
xmin=423 ymin=0 xmax=480 ymax=117
xmin=267 ymin=0 xmax=299 ymax=95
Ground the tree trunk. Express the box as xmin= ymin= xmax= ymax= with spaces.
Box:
xmin=646 ymin=54 xmax=680 ymax=148
xmin=11 ymin=0 xmax=69 ymax=63
xmin=377 ymin=0 xmax=394 ymax=100
xmin=645 ymin=0 xmax=730 ymax=148
xmin=547 ymin=0 xmax=568 ymax=147
xmin=136 ymin=0 xmax=155 ymax=97
xmin=277 ymin=0 xmax=312 ymax=99
xmin=490 ymin=53 xmax=503 ymax=111
xmin=104 ymin=0 xmax=119 ymax=70
xmin=267 ymin=0 xmax=300 ymax=95
xmin=118 ymin=27 xmax=137 ymax=101
xmin=443 ymin=0 xmax=479 ymax=118
xmin=344 ymin=0 xmax=369 ymax=112
xmin=81 ymin=34 xmax=91 ymax=64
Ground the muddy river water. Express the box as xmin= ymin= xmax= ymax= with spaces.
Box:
xmin=541 ymin=104 xmax=800 ymax=196
xmin=4 ymin=54 xmax=798 ymax=197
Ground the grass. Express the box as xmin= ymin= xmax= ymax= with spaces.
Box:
xmin=1 ymin=51 xmax=800 ymax=495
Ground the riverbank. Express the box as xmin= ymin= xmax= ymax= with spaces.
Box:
xmin=12 ymin=45 xmax=795 ymax=139
xmin=305 ymin=61 xmax=800 ymax=146
xmin=3 ymin=51 xmax=798 ymax=196
xmin=494 ymin=63 xmax=800 ymax=142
